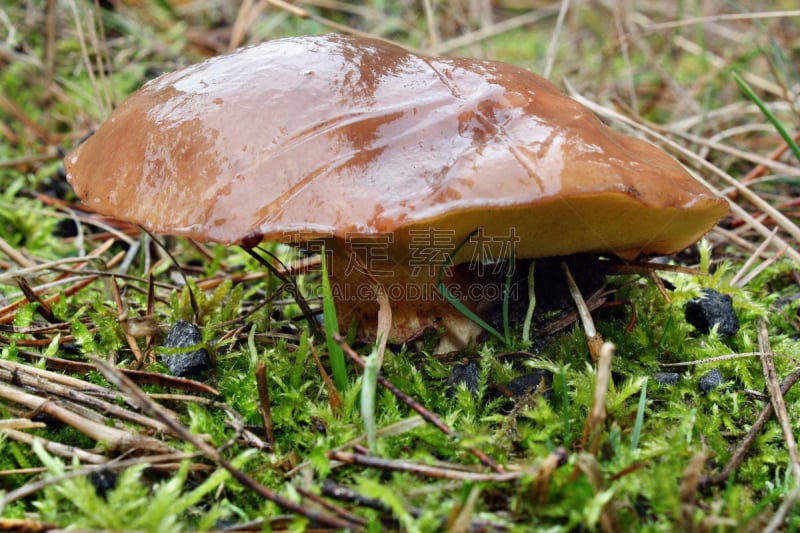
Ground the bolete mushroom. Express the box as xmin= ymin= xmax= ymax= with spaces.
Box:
xmin=65 ymin=33 xmax=728 ymax=349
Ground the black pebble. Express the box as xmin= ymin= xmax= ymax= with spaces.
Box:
xmin=446 ymin=360 xmax=481 ymax=397
xmin=160 ymin=320 xmax=212 ymax=378
xmin=506 ymin=370 xmax=553 ymax=400
xmin=685 ymin=288 xmax=739 ymax=335
xmin=88 ymin=469 xmax=118 ymax=497
xmin=699 ymin=368 xmax=724 ymax=393
xmin=54 ymin=218 xmax=79 ymax=238
xmin=653 ymin=372 xmax=680 ymax=386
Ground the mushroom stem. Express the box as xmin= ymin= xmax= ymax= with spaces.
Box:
xmin=326 ymin=241 xmax=502 ymax=352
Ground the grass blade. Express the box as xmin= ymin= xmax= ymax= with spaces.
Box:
xmin=436 ymin=231 xmax=508 ymax=345
xmin=560 ymin=366 xmax=571 ymax=449
xmin=501 ymin=250 xmax=514 ymax=344
xmin=321 ymin=250 xmax=347 ymax=392
xmin=630 ymin=378 xmax=648 ymax=451
xmin=361 ymin=346 xmax=379 ymax=453
xmin=522 ymin=261 xmax=536 ymax=345
xmin=732 ymin=71 xmax=800 ymax=162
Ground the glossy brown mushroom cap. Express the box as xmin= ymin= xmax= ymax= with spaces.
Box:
xmin=65 ymin=33 xmax=727 ymax=259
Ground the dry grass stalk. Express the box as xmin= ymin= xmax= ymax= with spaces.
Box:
xmin=88 ymin=355 xmax=359 ymax=530
xmin=309 ymin=342 xmax=343 ymax=413
xmin=678 ymin=452 xmax=724 ymax=532
xmin=569 ymin=90 xmax=800 ymax=265
xmin=575 ymin=453 xmax=620 ymax=533
xmin=336 ymin=335 xmax=504 ymax=473
xmin=228 ymin=0 xmax=267 ymax=51
xmin=757 ymin=318 xmax=800 ymax=482
xmin=255 ymin=361 xmax=276 ymax=447
xmin=561 ymin=260 xmax=604 ymax=360
xmin=0 ymin=380 xmax=173 ymax=455
xmin=0 ymin=451 xmax=201 ymax=511
xmin=446 ymin=484 xmax=481 ymax=533
xmin=580 ymin=341 xmax=615 ymax=454
xmin=0 ymin=428 xmax=110 ymax=464
xmin=0 ymin=359 xmax=177 ymax=434
xmin=703 ymin=367 xmax=800 ymax=488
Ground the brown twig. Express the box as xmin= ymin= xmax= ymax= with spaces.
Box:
xmin=254 ymin=361 xmax=275 ymax=447
xmin=0 ymin=518 xmax=58 ymax=532
xmin=0 ymin=359 xmax=176 ymax=435
xmin=328 ymin=450 xmax=519 ymax=482
xmin=145 ymin=393 xmax=270 ymax=452
xmin=15 ymin=349 xmax=219 ymax=396
xmin=88 ymin=355 xmax=360 ymax=531
xmin=111 ymin=275 xmax=146 ymax=367
xmin=322 ymin=478 xmax=415 ymax=515
xmin=575 ymin=453 xmax=621 ymax=533
xmin=0 ymin=93 xmax=49 ymax=143
xmin=0 ymin=428 xmax=110 ymax=464
xmin=0 ymin=452 xmax=200 ymax=509
xmin=308 ymin=342 xmax=343 ymax=413
xmin=736 ymin=130 xmax=800 ymax=191
xmin=228 ymin=0 xmax=267 ymax=51
xmin=703 ymin=367 xmax=800 ymax=487
xmin=536 ymin=289 xmax=609 ymax=337
xmin=579 ymin=342 xmax=615 ymax=455
xmin=0 ymin=243 xmax=123 ymax=325
xmin=0 ymin=380 xmax=173 ymax=455
xmin=757 ymin=319 xmax=800 ymax=481
xmin=0 ymin=235 xmax=37 ymax=268
xmin=295 ymin=485 xmax=368 ymax=528
xmin=242 ymin=246 xmax=324 ymax=340
xmin=14 ymin=276 xmax=54 ymax=323
xmin=334 ymin=334 xmax=504 ymax=473
xmin=678 ymin=452 xmax=711 ymax=532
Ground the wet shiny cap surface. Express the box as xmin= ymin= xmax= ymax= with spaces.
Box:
xmin=65 ymin=33 xmax=727 ymax=258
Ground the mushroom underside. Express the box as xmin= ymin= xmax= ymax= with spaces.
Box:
xmin=322 ymin=191 xmax=724 ymax=351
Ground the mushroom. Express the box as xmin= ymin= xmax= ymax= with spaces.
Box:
xmin=65 ymin=33 xmax=728 ymax=350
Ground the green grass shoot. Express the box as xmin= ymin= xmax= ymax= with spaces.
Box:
xmin=522 ymin=260 xmax=536 ymax=345
xmin=320 ymin=249 xmax=348 ymax=392
xmin=361 ymin=345 xmax=380 ymax=453
xmin=630 ymin=377 xmax=647 ymax=451
xmin=436 ymin=230 xmax=510 ymax=346
xmin=732 ymin=72 xmax=800 ymax=162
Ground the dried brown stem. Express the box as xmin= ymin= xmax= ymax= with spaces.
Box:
xmin=309 ymin=343 xmax=343 ymax=413
xmin=704 ymin=367 xmax=800 ymax=487
xmin=575 ymin=453 xmax=620 ymax=533
xmin=0 ymin=428 xmax=109 ymax=464
xmin=0 ymin=452 xmax=200 ymax=509
xmin=335 ymin=334 xmax=504 ymax=473
xmin=0 ymin=380 xmax=172 ymax=455
xmin=0 ymin=359 xmax=177 ymax=434
xmin=15 ymin=349 xmax=219 ymax=396
xmin=328 ymin=450 xmax=520 ymax=482
xmin=111 ymin=275 xmax=145 ymax=367
xmin=89 ymin=356 xmax=359 ymax=531
xmin=562 ymin=261 xmax=604 ymax=360
xmin=579 ymin=342 xmax=615 ymax=454
xmin=255 ymin=361 xmax=275 ymax=447
xmin=757 ymin=319 xmax=800 ymax=481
